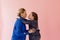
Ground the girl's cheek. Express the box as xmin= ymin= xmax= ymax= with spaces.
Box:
xmin=28 ymin=16 xmax=30 ymax=19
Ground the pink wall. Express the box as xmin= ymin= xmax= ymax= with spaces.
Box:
xmin=0 ymin=0 xmax=3 ymax=40
xmin=0 ymin=0 xmax=60 ymax=40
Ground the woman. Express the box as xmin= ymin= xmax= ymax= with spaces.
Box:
xmin=11 ymin=8 xmax=33 ymax=40
xmin=20 ymin=12 xmax=41 ymax=40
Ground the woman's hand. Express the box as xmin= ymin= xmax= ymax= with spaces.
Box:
xmin=28 ymin=28 xmax=36 ymax=33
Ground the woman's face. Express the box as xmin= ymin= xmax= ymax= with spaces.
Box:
xmin=21 ymin=11 xmax=27 ymax=18
xmin=28 ymin=13 xmax=34 ymax=20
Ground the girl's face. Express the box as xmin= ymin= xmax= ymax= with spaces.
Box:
xmin=21 ymin=11 xmax=27 ymax=18
xmin=28 ymin=13 xmax=34 ymax=20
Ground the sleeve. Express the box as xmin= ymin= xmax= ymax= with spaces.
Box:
xmin=24 ymin=30 xmax=29 ymax=35
xmin=20 ymin=17 xmax=31 ymax=24
xmin=14 ymin=20 xmax=26 ymax=37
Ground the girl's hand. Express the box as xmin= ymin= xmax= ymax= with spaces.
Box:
xmin=28 ymin=28 xmax=36 ymax=33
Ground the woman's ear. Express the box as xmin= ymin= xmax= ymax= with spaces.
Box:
xmin=31 ymin=15 xmax=34 ymax=20
xmin=20 ymin=13 xmax=22 ymax=16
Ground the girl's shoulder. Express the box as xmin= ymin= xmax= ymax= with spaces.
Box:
xmin=15 ymin=17 xmax=21 ymax=23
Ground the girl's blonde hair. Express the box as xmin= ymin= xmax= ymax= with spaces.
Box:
xmin=18 ymin=8 xmax=25 ymax=17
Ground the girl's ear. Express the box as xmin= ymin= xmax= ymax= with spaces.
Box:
xmin=32 ymin=16 xmax=34 ymax=20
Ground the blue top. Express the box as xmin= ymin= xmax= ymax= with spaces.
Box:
xmin=11 ymin=17 xmax=29 ymax=40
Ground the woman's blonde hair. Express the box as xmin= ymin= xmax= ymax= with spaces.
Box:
xmin=18 ymin=8 xmax=26 ymax=17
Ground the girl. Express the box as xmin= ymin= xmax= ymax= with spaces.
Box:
xmin=11 ymin=8 xmax=33 ymax=40
xmin=20 ymin=12 xmax=41 ymax=40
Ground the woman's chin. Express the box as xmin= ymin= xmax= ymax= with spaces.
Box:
xmin=28 ymin=18 xmax=31 ymax=20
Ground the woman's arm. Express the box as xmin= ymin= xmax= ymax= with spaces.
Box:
xmin=14 ymin=19 xmax=29 ymax=36
xmin=20 ymin=16 xmax=31 ymax=24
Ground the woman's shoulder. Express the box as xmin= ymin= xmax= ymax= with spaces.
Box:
xmin=15 ymin=17 xmax=21 ymax=23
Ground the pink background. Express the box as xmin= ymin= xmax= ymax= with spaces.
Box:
xmin=0 ymin=0 xmax=60 ymax=40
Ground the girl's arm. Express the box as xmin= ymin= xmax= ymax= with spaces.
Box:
xmin=20 ymin=16 xmax=31 ymax=24
xmin=14 ymin=19 xmax=29 ymax=36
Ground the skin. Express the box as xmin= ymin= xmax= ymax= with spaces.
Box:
xmin=21 ymin=11 xmax=27 ymax=18
xmin=28 ymin=13 xmax=34 ymax=20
